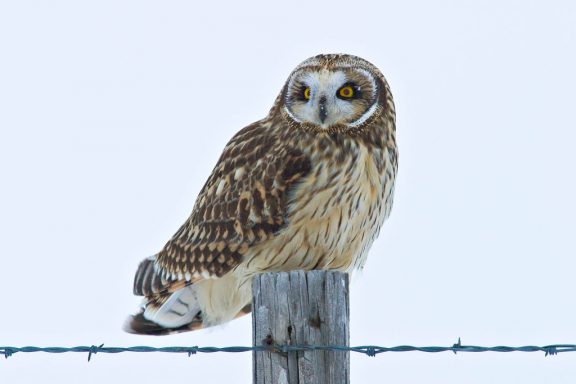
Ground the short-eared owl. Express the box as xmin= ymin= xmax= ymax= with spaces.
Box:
xmin=124 ymin=54 xmax=398 ymax=334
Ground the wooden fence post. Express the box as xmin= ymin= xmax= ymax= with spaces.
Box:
xmin=252 ymin=270 xmax=350 ymax=384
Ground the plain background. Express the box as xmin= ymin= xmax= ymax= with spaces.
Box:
xmin=1 ymin=1 xmax=575 ymax=382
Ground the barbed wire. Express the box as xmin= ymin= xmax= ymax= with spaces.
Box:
xmin=2 ymin=339 xmax=575 ymax=361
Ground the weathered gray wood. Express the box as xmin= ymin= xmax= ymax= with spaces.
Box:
xmin=253 ymin=271 xmax=349 ymax=384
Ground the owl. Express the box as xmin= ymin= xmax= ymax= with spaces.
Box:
xmin=124 ymin=54 xmax=398 ymax=335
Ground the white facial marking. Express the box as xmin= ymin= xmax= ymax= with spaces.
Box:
xmin=349 ymin=103 xmax=378 ymax=127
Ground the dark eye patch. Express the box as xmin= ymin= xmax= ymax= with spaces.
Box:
xmin=341 ymin=69 xmax=377 ymax=102
xmin=337 ymin=82 xmax=361 ymax=100
xmin=294 ymin=83 xmax=310 ymax=102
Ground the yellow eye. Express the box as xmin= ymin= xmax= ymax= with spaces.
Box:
xmin=303 ymin=87 xmax=311 ymax=100
xmin=338 ymin=85 xmax=355 ymax=99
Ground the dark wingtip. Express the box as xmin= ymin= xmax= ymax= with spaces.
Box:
xmin=133 ymin=257 xmax=156 ymax=296
xmin=123 ymin=312 xmax=172 ymax=336
xmin=123 ymin=312 xmax=205 ymax=336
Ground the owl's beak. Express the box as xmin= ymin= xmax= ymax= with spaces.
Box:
xmin=318 ymin=96 xmax=327 ymax=123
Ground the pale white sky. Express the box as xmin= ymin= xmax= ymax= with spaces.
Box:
xmin=1 ymin=1 xmax=575 ymax=383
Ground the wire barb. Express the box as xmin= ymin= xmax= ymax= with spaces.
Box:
xmin=87 ymin=344 xmax=104 ymax=362
xmin=545 ymin=346 xmax=558 ymax=357
xmin=452 ymin=337 xmax=462 ymax=355
xmin=365 ymin=347 xmax=377 ymax=357
xmin=3 ymin=347 xmax=16 ymax=359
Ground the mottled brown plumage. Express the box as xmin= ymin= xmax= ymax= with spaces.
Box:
xmin=125 ymin=54 xmax=398 ymax=335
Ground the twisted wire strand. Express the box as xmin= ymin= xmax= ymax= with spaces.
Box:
xmin=2 ymin=340 xmax=575 ymax=361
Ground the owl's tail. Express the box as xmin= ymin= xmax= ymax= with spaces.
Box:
xmin=123 ymin=256 xmax=204 ymax=335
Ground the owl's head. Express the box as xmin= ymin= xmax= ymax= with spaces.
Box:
xmin=279 ymin=54 xmax=392 ymax=133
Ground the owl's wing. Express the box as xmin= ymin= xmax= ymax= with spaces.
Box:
xmin=133 ymin=122 xmax=312 ymax=297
